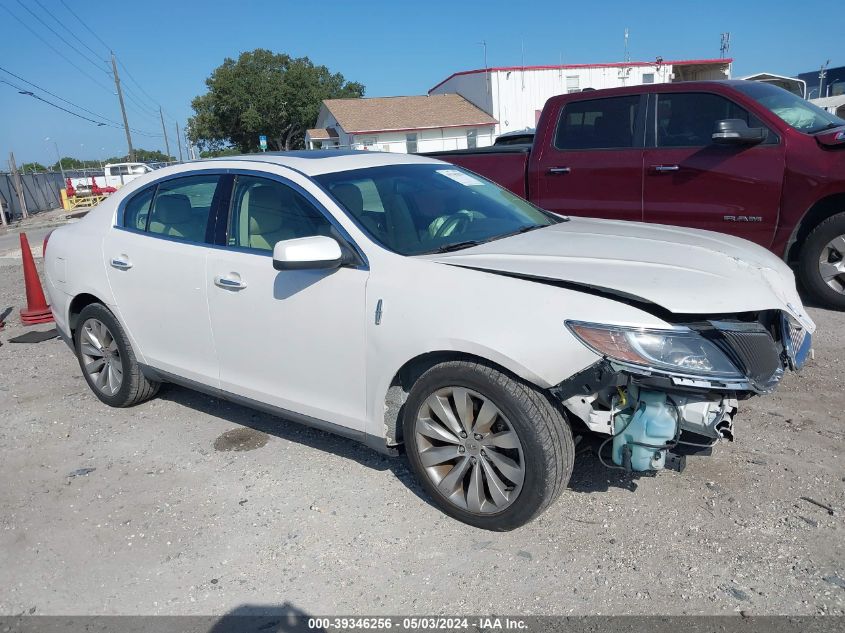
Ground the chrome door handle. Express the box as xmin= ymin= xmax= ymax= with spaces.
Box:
xmin=110 ymin=256 xmax=132 ymax=270
xmin=548 ymin=167 xmax=571 ymax=174
xmin=652 ymin=165 xmax=680 ymax=172
xmin=214 ymin=274 xmax=247 ymax=290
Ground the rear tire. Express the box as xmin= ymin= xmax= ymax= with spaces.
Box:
xmin=403 ymin=360 xmax=574 ymax=531
xmin=74 ymin=303 xmax=160 ymax=407
xmin=799 ymin=212 xmax=845 ymax=310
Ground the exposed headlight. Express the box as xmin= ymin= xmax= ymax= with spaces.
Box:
xmin=566 ymin=321 xmax=743 ymax=378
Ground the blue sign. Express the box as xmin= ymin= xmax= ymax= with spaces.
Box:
xmin=259 ymin=135 xmax=267 ymax=151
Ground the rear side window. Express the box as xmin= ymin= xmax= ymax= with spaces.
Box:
xmin=123 ymin=186 xmax=155 ymax=230
xmin=146 ymin=175 xmax=220 ymax=243
xmin=655 ymin=92 xmax=769 ymax=147
xmin=555 ymin=95 xmax=642 ymax=150
xmin=227 ymin=175 xmax=333 ymax=252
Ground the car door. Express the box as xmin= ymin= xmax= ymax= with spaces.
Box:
xmin=103 ymin=172 xmax=223 ymax=385
xmin=642 ymin=91 xmax=785 ymax=246
xmin=532 ymin=94 xmax=645 ymax=221
xmin=205 ymin=172 xmax=369 ymax=431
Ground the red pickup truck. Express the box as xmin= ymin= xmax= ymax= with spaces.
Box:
xmin=429 ymin=80 xmax=845 ymax=309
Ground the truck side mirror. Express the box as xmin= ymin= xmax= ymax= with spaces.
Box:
xmin=712 ymin=119 xmax=767 ymax=145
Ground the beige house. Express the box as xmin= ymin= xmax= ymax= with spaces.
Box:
xmin=306 ymin=94 xmax=497 ymax=153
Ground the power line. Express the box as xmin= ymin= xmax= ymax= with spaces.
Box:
xmin=117 ymin=57 xmax=162 ymax=112
xmin=16 ymin=0 xmax=109 ymax=73
xmin=0 ymin=64 xmax=120 ymax=125
xmin=58 ymin=0 xmax=112 ymax=54
xmin=2 ymin=79 xmax=108 ymax=127
xmin=32 ymin=0 xmax=108 ymax=63
xmin=0 ymin=66 xmax=163 ymax=138
xmin=0 ymin=3 xmax=114 ymax=94
xmin=51 ymin=0 xmax=179 ymax=128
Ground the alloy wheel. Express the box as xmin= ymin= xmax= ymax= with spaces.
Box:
xmin=80 ymin=318 xmax=123 ymax=396
xmin=414 ymin=386 xmax=525 ymax=515
xmin=819 ymin=234 xmax=845 ymax=294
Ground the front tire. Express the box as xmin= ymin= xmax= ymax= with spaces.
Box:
xmin=403 ymin=360 xmax=574 ymax=531
xmin=799 ymin=212 xmax=845 ymax=310
xmin=74 ymin=303 xmax=160 ymax=407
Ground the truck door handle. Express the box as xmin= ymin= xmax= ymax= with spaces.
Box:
xmin=214 ymin=274 xmax=247 ymax=290
xmin=652 ymin=165 xmax=680 ymax=173
xmin=110 ymin=256 xmax=132 ymax=270
xmin=548 ymin=167 xmax=571 ymax=174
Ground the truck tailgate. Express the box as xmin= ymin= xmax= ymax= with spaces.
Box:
xmin=424 ymin=146 xmax=530 ymax=197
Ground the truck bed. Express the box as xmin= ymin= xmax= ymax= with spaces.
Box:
xmin=423 ymin=146 xmax=530 ymax=197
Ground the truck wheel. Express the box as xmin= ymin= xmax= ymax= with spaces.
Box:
xmin=403 ymin=360 xmax=574 ymax=531
xmin=799 ymin=212 xmax=845 ymax=310
xmin=74 ymin=303 xmax=160 ymax=407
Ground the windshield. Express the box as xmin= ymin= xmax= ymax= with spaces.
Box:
xmin=315 ymin=164 xmax=561 ymax=255
xmin=733 ymin=81 xmax=845 ymax=134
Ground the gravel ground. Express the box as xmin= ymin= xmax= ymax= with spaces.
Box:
xmin=0 ymin=250 xmax=843 ymax=618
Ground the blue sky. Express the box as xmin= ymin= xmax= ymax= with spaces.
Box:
xmin=1 ymin=0 xmax=841 ymax=165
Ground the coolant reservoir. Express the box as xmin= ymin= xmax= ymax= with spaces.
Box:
xmin=612 ymin=390 xmax=677 ymax=471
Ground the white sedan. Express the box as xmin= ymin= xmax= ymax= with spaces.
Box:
xmin=44 ymin=151 xmax=814 ymax=530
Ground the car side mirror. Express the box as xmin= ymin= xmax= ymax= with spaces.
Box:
xmin=272 ymin=235 xmax=346 ymax=271
xmin=712 ymin=119 xmax=767 ymax=145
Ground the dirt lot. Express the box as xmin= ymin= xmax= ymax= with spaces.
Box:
xmin=0 ymin=247 xmax=843 ymax=618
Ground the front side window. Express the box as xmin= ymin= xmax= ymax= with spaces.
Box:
xmin=732 ymin=80 xmax=845 ymax=133
xmin=554 ymin=95 xmax=642 ymax=150
xmin=317 ymin=164 xmax=560 ymax=256
xmin=146 ymin=175 xmax=220 ymax=243
xmin=655 ymin=92 xmax=767 ymax=148
xmin=130 ymin=164 xmax=148 ymax=175
xmin=227 ymin=175 xmax=333 ymax=252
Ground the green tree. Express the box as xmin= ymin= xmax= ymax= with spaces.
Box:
xmin=51 ymin=157 xmax=99 ymax=170
xmin=21 ymin=162 xmax=47 ymax=172
xmin=188 ymin=49 xmax=364 ymax=153
xmin=199 ymin=147 xmax=240 ymax=158
xmin=133 ymin=148 xmax=175 ymax=162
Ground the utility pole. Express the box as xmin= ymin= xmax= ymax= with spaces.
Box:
xmin=720 ymin=32 xmax=731 ymax=59
xmin=624 ymin=28 xmax=630 ymax=62
xmin=176 ymin=121 xmax=184 ymax=161
xmin=477 ymin=40 xmax=487 ymax=69
xmin=111 ymin=51 xmax=134 ymax=162
xmin=185 ymin=127 xmax=194 ymax=160
xmin=159 ymin=106 xmax=171 ymax=160
xmin=8 ymin=152 xmax=28 ymax=219
xmin=819 ymin=59 xmax=831 ymax=99
xmin=54 ymin=142 xmax=65 ymax=181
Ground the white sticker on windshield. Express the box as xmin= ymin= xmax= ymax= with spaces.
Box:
xmin=436 ymin=169 xmax=484 ymax=186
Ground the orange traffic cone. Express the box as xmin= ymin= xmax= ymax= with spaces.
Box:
xmin=19 ymin=232 xmax=54 ymax=325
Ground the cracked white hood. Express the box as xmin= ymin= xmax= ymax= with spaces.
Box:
xmin=429 ymin=217 xmax=815 ymax=329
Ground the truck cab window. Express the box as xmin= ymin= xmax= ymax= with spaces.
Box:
xmin=555 ymin=96 xmax=641 ymax=150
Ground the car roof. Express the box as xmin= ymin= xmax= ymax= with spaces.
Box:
xmin=203 ymin=150 xmax=444 ymax=176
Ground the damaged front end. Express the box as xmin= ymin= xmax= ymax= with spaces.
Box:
xmin=553 ymin=310 xmax=813 ymax=473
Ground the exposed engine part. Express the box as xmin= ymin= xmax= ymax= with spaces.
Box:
xmin=665 ymin=452 xmax=687 ymax=472
xmin=562 ymin=382 xmax=738 ymax=473
xmin=610 ymin=388 xmax=677 ymax=471
xmin=562 ymin=384 xmax=737 ymax=441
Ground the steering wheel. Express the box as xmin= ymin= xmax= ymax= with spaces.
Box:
xmin=430 ymin=211 xmax=476 ymax=239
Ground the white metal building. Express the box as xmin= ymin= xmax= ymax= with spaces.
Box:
xmin=306 ymin=94 xmax=497 ymax=153
xmin=429 ymin=58 xmax=733 ymax=136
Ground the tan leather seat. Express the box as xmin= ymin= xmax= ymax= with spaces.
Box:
xmin=148 ymin=194 xmax=202 ymax=241
xmin=246 ymin=185 xmax=320 ymax=251
xmin=331 ymin=183 xmax=384 ymax=238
